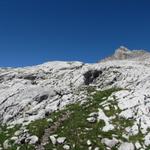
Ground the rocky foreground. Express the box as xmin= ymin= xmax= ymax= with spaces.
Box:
xmin=1 ymin=47 xmax=150 ymax=150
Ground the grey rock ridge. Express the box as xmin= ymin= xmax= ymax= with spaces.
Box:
xmin=1 ymin=46 xmax=150 ymax=149
xmin=101 ymin=46 xmax=150 ymax=62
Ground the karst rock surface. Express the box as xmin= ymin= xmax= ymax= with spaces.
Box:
xmin=1 ymin=46 xmax=150 ymax=149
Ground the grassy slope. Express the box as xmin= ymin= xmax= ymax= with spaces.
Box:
xmin=0 ymin=88 xmax=146 ymax=150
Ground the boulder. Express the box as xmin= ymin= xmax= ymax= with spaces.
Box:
xmin=27 ymin=135 xmax=39 ymax=144
xmin=87 ymin=117 xmax=96 ymax=123
xmin=63 ymin=145 xmax=70 ymax=150
xmin=3 ymin=140 xmax=11 ymax=149
xmin=118 ymin=142 xmax=134 ymax=150
xmin=49 ymin=135 xmax=57 ymax=145
xmin=57 ymin=137 xmax=66 ymax=144
xmin=101 ymin=138 xmax=118 ymax=148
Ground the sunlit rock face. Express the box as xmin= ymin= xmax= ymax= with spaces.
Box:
xmin=1 ymin=47 xmax=150 ymax=149
xmin=1 ymin=47 xmax=150 ymax=125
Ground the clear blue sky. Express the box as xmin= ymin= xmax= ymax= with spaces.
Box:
xmin=0 ymin=0 xmax=150 ymax=67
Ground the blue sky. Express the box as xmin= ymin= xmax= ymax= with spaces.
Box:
xmin=0 ymin=0 xmax=150 ymax=67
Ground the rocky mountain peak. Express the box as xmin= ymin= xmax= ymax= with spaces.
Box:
xmin=101 ymin=46 xmax=150 ymax=62
xmin=114 ymin=46 xmax=130 ymax=59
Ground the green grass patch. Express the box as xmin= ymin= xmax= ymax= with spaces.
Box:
xmin=129 ymin=132 xmax=144 ymax=144
xmin=44 ymin=88 xmax=122 ymax=150
xmin=27 ymin=118 xmax=49 ymax=138
xmin=112 ymin=116 xmax=134 ymax=129
xmin=0 ymin=124 xmax=21 ymax=148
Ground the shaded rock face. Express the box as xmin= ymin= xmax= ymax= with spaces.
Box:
xmin=83 ymin=70 xmax=102 ymax=85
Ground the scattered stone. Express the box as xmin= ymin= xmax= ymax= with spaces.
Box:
xmin=63 ymin=144 xmax=70 ymax=150
xmin=87 ymin=117 xmax=96 ymax=123
xmin=16 ymin=147 xmax=20 ymax=150
xmin=104 ymin=106 xmax=110 ymax=110
xmin=3 ymin=140 xmax=11 ymax=149
xmin=122 ymin=134 xmax=129 ymax=140
xmin=101 ymin=138 xmax=118 ymax=148
xmin=85 ymin=128 xmax=92 ymax=131
xmin=47 ymin=118 xmax=53 ymax=122
xmin=27 ymin=135 xmax=39 ymax=144
xmin=11 ymin=136 xmax=18 ymax=141
xmin=49 ymin=135 xmax=57 ymax=145
xmin=88 ymin=146 xmax=92 ymax=150
xmin=14 ymin=130 xmax=23 ymax=136
xmin=87 ymin=140 xmax=92 ymax=146
xmin=23 ymin=129 xmax=29 ymax=133
xmin=102 ymin=124 xmax=114 ymax=132
xmin=118 ymin=142 xmax=134 ymax=150
xmin=57 ymin=137 xmax=66 ymax=144
xmin=7 ymin=125 xmax=15 ymax=129
xmin=135 ymin=142 xmax=141 ymax=149
xmin=73 ymin=144 xmax=75 ymax=148
xmin=114 ymin=106 xmax=118 ymax=110
xmin=144 ymin=133 xmax=150 ymax=146
xmin=89 ymin=112 xmax=98 ymax=117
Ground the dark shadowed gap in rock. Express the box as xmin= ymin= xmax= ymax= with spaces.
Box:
xmin=23 ymin=75 xmax=37 ymax=80
xmin=83 ymin=70 xmax=102 ymax=85
xmin=18 ymin=74 xmax=37 ymax=81
xmin=34 ymin=94 xmax=49 ymax=103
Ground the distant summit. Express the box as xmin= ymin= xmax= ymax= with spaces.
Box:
xmin=101 ymin=46 xmax=150 ymax=62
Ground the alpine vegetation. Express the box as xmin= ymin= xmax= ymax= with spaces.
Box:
xmin=0 ymin=47 xmax=150 ymax=150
